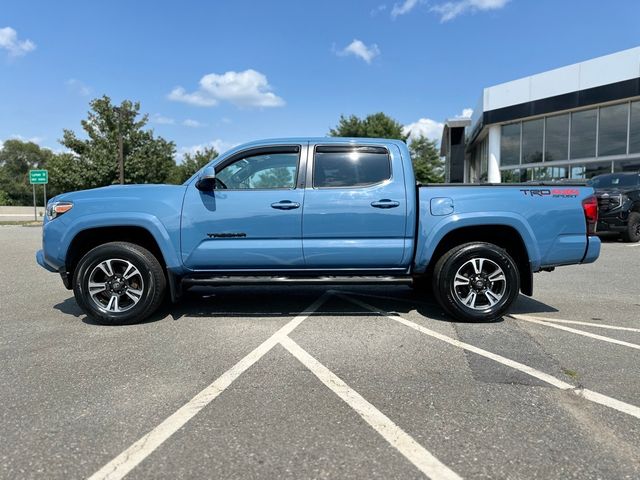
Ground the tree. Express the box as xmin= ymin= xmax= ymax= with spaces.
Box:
xmin=170 ymin=147 xmax=219 ymax=184
xmin=329 ymin=112 xmax=408 ymax=141
xmin=46 ymin=153 xmax=91 ymax=196
xmin=253 ymin=167 xmax=294 ymax=188
xmin=0 ymin=139 xmax=54 ymax=205
xmin=409 ymin=135 xmax=444 ymax=184
xmin=60 ymin=96 xmax=176 ymax=188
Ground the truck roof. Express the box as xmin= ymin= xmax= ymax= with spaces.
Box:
xmin=228 ymin=137 xmax=408 ymax=152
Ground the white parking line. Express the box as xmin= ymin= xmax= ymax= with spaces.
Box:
xmin=511 ymin=316 xmax=640 ymax=350
xmin=339 ymin=294 xmax=640 ymax=420
xmin=280 ymin=336 xmax=462 ymax=480
xmin=88 ymin=293 xmax=331 ymax=480
xmin=625 ymin=243 xmax=640 ymax=247
xmin=510 ymin=314 xmax=640 ymax=333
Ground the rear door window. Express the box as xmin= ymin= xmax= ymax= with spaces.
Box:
xmin=313 ymin=146 xmax=391 ymax=188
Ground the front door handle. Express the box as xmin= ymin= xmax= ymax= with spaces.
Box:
xmin=271 ymin=200 xmax=300 ymax=210
xmin=371 ymin=199 xmax=400 ymax=209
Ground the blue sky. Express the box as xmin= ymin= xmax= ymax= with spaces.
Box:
xmin=1 ymin=0 xmax=639 ymax=158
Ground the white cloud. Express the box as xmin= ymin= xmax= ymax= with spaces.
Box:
xmin=151 ymin=114 xmax=175 ymax=125
xmin=0 ymin=27 xmax=36 ymax=57
xmin=183 ymin=119 xmax=206 ymax=128
xmin=337 ymin=39 xmax=380 ymax=64
xmin=431 ymin=0 xmax=510 ymax=22
xmin=403 ymin=108 xmax=472 ymax=142
xmin=403 ymin=118 xmax=444 ymax=143
xmin=65 ymin=78 xmax=91 ymax=96
xmin=8 ymin=134 xmax=44 ymax=144
xmin=168 ymin=69 xmax=285 ymax=108
xmin=391 ymin=0 xmax=420 ymax=18
xmin=370 ymin=4 xmax=387 ymax=16
xmin=178 ymin=139 xmax=236 ymax=161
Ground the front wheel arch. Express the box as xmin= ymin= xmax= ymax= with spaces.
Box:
xmin=73 ymin=242 xmax=167 ymax=325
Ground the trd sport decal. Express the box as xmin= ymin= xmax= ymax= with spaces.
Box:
xmin=520 ymin=189 xmax=579 ymax=198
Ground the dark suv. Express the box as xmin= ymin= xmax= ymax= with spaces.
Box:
xmin=589 ymin=172 xmax=640 ymax=242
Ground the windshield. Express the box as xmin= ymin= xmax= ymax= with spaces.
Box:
xmin=588 ymin=173 xmax=639 ymax=188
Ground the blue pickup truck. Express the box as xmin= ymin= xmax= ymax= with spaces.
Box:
xmin=37 ymin=138 xmax=600 ymax=324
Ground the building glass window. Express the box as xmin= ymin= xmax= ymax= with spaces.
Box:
xmin=598 ymin=103 xmax=629 ymax=156
xmin=500 ymin=123 xmax=520 ymax=166
xmin=500 ymin=169 xmax=527 ymax=183
xmin=521 ymin=118 xmax=544 ymax=164
xmin=532 ymin=166 xmax=568 ymax=181
xmin=613 ymin=159 xmax=640 ymax=172
xmin=480 ymin=138 xmax=488 ymax=182
xmin=570 ymin=109 xmax=597 ymax=159
xmin=544 ymin=114 xmax=569 ymax=161
xmin=629 ymin=101 xmax=640 ymax=154
xmin=585 ymin=161 xmax=612 ymax=178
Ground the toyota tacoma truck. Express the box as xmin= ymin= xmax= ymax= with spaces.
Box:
xmin=589 ymin=172 xmax=640 ymax=242
xmin=36 ymin=138 xmax=601 ymax=324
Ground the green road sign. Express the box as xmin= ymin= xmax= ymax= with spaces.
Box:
xmin=29 ymin=169 xmax=48 ymax=184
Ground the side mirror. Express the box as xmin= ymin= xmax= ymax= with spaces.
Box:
xmin=196 ymin=166 xmax=217 ymax=191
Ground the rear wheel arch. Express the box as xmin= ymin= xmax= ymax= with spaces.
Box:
xmin=424 ymin=224 xmax=532 ymax=296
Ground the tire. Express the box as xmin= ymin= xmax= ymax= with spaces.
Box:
xmin=73 ymin=242 xmax=166 ymax=325
xmin=622 ymin=212 xmax=640 ymax=243
xmin=432 ymin=242 xmax=520 ymax=322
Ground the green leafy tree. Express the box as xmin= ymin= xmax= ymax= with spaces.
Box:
xmin=329 ymin=112 xmax=408 ymax=141
xmin=253 ymin=167 xmax=294 ymax=188
xmin=170 ymin=147 xmax=219 ymax=184
xmin=46 ymin=153 xmax=91 ymax=196
xmin=0 ymin=139 xmax=54 ymax=205
xmin=60 ymin=96 xmax=176 ymax=188
xmin=409 ymin=135 xmax=444 ymax=184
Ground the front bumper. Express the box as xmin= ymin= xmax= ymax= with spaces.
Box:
xmin=597 ymin=211 xmax=629 ymax=233
xmin=36 ymin=249 xmax=58 ymax=272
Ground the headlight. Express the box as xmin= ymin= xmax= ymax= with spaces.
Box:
xmin=47 ymin=201 xmax=73 ymax=220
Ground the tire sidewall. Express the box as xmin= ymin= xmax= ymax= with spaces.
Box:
xmin=625 ymin=212 xmax=640 ymax=243
xmin=436 ymin=243 xmax=519 ymax=322
xmin=73 ymin=244 xmax=158 ymax=323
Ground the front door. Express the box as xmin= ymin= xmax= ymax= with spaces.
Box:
xmin=181 ymin=145 xmax=306 ymax=270
xmin=302 ymin=144 xmax=408 ymax=269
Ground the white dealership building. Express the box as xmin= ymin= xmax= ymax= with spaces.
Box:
xmin=442 ymin=46 xmax=640 ymax=183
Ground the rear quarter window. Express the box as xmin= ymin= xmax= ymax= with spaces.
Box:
xmin=313 ymin=146 xmax=391 ymax=188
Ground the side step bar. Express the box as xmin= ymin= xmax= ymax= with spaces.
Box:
xmin=182 ymin=275 xmax=413 ymax=287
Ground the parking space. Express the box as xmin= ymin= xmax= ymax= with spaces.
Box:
xmin=1 ymin=226 xmax=639 ymax=479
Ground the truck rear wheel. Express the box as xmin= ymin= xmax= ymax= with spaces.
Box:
xmin=432 ymin=242 xmax=520 ymax=322
xmin=72 ymin=242 xmax=166 ymax=325
xmin=622 ymin=212 xmax=640 ymax=243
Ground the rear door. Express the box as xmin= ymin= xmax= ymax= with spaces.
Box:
xmin=302 ymin=143 xmax=408 ymax=269
xmin=181 ymin=144 xmax=307 ymax=270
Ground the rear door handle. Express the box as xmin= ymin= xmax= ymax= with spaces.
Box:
xmin=271 ymin=200 xmax=300 ymax=210
xmin=371 ymin=199 xmax=400 ymax=209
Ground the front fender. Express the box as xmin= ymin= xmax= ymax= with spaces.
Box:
xmin=58 ymin=212 xmax=183 ymax=271
xmin=413 ymin=212 xmax=540 ymax=273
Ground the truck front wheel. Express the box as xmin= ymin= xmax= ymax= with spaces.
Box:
xmin=622 ymin=212 xmax=640 ymax=243
xmin=433 ymin=242 xmax=520 ymax=322
xmin=72 ymin=242 xmax=166 ymax=325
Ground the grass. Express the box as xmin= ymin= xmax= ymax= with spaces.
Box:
xmin=562 ymin=368 xmax=580 ymax=380
xmin=0 ymin=220 xmax=42 ymax=226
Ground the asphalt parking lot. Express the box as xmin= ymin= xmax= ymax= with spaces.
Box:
xmin=1 ymin=225 xmax=639 ymax=479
